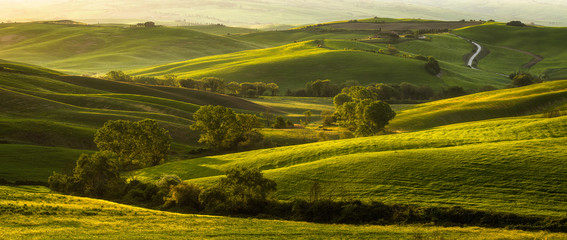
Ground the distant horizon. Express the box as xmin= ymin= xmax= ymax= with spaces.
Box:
xmin=2 ymin=0 xmax=567 ymax=27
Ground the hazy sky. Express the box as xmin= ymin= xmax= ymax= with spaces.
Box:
xmin=2 ymin=0 xmax=567 ymax=26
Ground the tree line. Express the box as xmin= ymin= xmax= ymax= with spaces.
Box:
xmin=104 ymin=71 xmax=279 ymax=97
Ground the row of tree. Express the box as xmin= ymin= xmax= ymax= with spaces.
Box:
xmin=286 ymin=79 xmax=467 ymax=101
xmin=104 ymin=71 xmax=279 ymax=97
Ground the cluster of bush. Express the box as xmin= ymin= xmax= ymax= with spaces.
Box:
xmin=507 ymin=21 xmax=526 ymax=27
xmin=104 ymin=71 xmax=279 ymax=97
xmin=47 ymin=160 xmax=567 ymax=233
xmin=509 ymin=72 xmax=543 ymax=87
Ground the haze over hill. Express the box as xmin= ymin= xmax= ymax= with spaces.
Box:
xmin=2 ymin=0 xmax=567 ymax=27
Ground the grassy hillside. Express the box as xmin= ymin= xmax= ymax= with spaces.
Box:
xmin=131 ymin=114 xmax=567 ymax=216
xmin=0 ymin=23 xmax=259 ymax=74
xmin=2 ymin=186 xmax=565 ymax=240
xmin=0 ymin=145 xmax=91 ymax=182
xmin=453 ymin=23 xmax=567 ymax=79
xmin=129 ymin=40 xmax=446 ymax=91
xmin=131 ymin=80 xmax=567 ymax=216
xmin=0 ymin=63 xmax=274 ymax=182
xmin=395 ymin=33 xmax=512 ymax=89
xmin=389 ymin=80 xmax=567 ymax=131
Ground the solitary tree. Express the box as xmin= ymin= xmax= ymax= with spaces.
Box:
xmin=94 ymin=119 xmax=171 ymax=169
xmin=303 ymin=110 xmax=312 ymax=127
xmin=333 ymin=91 xmax=396 ymax=137
xmin=267 ymin=83 xmax=279 ymax=96
xmin=191 ymin=105 xmax=262 ymax=149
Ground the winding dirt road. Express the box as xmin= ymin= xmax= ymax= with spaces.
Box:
xmin=467 ymin=41 xmax=482 ymax=69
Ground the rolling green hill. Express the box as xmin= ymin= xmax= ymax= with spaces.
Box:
xmin=131 ymin=81 xmax=567 ymax=216
xmin=3 ymin=186 xmax=561 ymax=240
xmin=0 ymin=23 xmax=259 ymax=74
xmin=395 ymin=33 xmax=515 ymax=88
xmin=453 ymin=23 xmax=567 ymax=79
xmin=129 ymin=40 xmax=447 ymax=91
xmin=389 ymin=80 xmax=567 ymax=131
xmin=132 ymin=113 xmax=567 ymax=216
xmin=0 ymin=62 xmax=273 ymax=182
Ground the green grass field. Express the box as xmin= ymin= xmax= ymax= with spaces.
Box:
xmin=453 ymin=23 xmax=567 ymax=79
xmin=395 ymin=33 xmax=511 ymax=89
xmin=129 ymin=40 xmax=445 ymax=91
xmin=0 ymin=23 xmax=259 ymax=74
xmin=0 ymin=63 xmax=274 ymax=182
xmin=131 ymin=112 xmax=567 ymax=216
xmin=389 ymin=80 xmax=567 ymax=131
xmin=2 ymin=186 xmax=565 ymax=240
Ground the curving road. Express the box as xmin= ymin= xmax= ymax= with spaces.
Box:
xmin=467 ymin=41 xmax=482 ymax=69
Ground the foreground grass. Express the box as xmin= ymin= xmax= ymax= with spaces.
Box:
xmin=1 ymin=186 xmax=565 ymax=240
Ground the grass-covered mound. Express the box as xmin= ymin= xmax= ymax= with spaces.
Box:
xmin=0 ymin=23 xmax=259 ymax=74
xmin=0 ymin=62 xmax=272 ymax=182
xmin=453 ymin=23 xmax=567 ymax=79
xmin=389 ymin=80 xmax=567 ymax=131
xmin=129 ymin=40 xmax=444 ymax=91
xmin=131 ymin=113 xmax=567 ymax=216
xmin=1 ymin=186 xmax=564 ymax=240
xmin=395 ymin=33 xmax=512 ymax=88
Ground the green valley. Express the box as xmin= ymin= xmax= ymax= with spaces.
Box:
xmin=2 ymin=6 xmax=567 ymax=239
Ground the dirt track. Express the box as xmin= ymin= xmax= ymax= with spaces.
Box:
xmin=498 ymin=46 xmax=544 ymax=69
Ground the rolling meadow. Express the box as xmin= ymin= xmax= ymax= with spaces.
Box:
xmin=1 ymin=17 xmax=566 ymax=239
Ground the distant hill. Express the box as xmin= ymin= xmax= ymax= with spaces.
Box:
xmin=0 ymin=23 xmax=260 ymax=74
xmin=453 ymin=23 xmax=567 ymax=79
xmin=129 ymin=40 xmax=447 ymax=91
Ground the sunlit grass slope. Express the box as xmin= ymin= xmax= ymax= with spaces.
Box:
xmin=129 ymin=40 xmax=444 ymax=91
xmin=395 ymin=34 xmax=513 ymax=89
xmin=0 ymin=63 xmax=272 ymax=182
xmin=453 ymin=23 xmax=567 ymax=79
xmin=0 ymin=59 xmax=62 ymax=77
xmin=0 ymin=23 xmax=259 ymax=74
xmin=2 ymin=186 xmax=564 ymax=240
xmin=389 ymin=80 xmax=567 ymax=131
xmin=132 ymin=113 xmax=567 ymax=216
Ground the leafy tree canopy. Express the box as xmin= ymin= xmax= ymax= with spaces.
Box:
xmin=94 ymin=119 xmax=171 ymax=170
